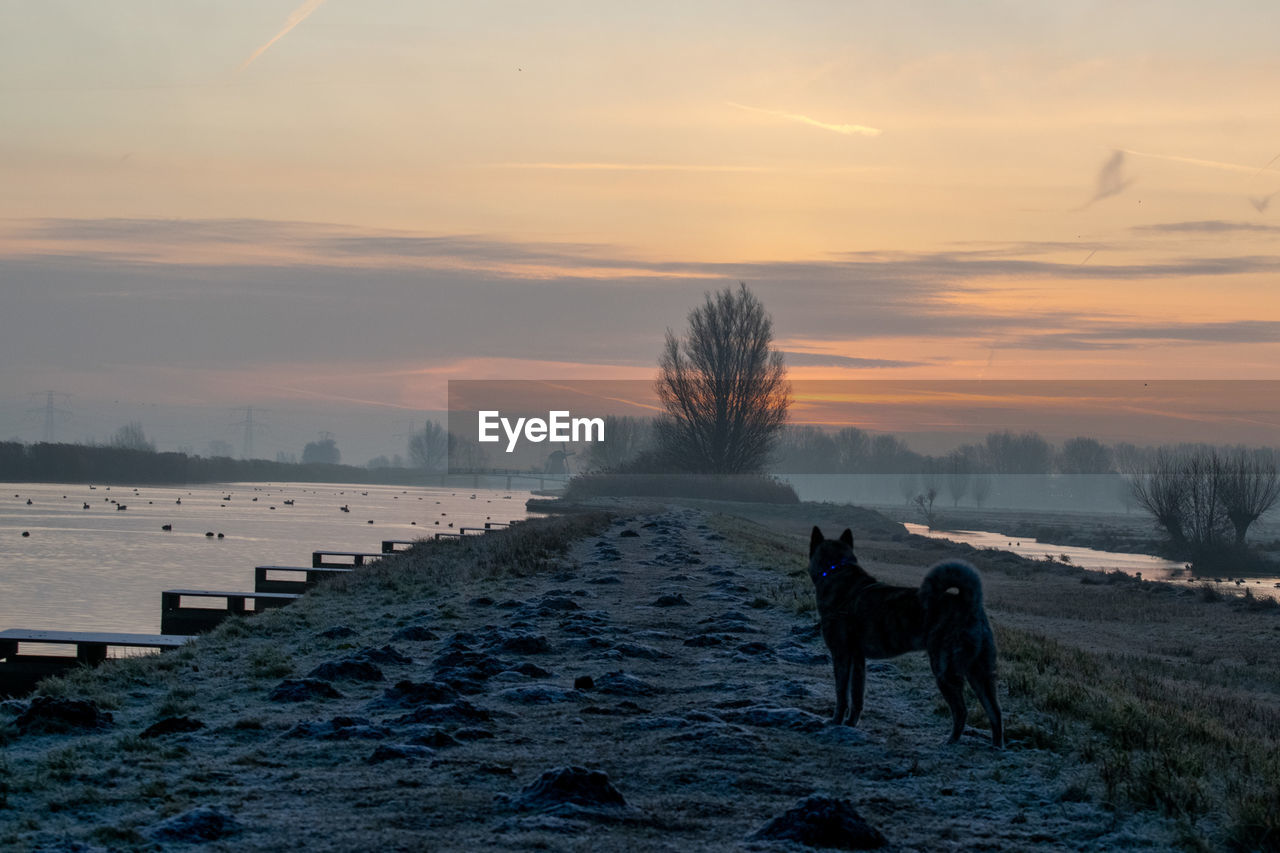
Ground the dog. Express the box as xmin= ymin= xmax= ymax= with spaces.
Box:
xmin=808 ymin=526 xmax=1002 ymax=747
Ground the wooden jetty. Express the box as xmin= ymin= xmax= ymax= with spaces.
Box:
xmin=254 ymin=565 xmax=353 ymax=595
xmin=312 ymin=550 xmax=388 ymax=568
xmin=0 ymin=629 xmax=186 ymax=696
xmin=161 ymin=589 xmax=300 ymax=635
xmin=2 ymin=525 xmax=512 ymax=693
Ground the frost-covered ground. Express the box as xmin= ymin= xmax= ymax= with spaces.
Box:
xmin=1 ymin=507 xmax=1183 ymax=851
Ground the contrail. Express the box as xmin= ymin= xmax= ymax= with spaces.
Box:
xmin=727 ymin=101 xmax=881 ymax=137
xmin=1118 ymin=147 xmax=1262 ymax=176
xmin=1252 ymin=152 xmax=1280 ymax=181
xmin=239 ymin=0 xmax=326 ymax=72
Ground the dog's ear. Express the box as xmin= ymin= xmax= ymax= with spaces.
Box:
xmin=839 ymin=528 xmax=854 ymax=548
xmin=809 ymin=526 xmax=824 ymax=557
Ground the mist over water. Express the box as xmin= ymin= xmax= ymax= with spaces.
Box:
xmin=1 ymin=481 xmax=536 ymax=636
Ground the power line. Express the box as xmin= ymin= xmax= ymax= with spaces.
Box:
xmin=26 ymin=391 xmax=73 ymax=442
xmin=230 ymin=406 xmax=270 ymax=460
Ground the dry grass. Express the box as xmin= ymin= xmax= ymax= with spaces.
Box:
xmin=324 ymin=510 xmax=613 ymax=600
xmin=0 ymin=510 xmax=616 ymax=849
xmin=999 ymin=625 xmax=1280 ymax=850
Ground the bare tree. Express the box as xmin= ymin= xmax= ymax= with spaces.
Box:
xmin=1126 ymin=448 xmax=1189 ymax=551
xmin=1057 ymin=436 xmax=1116 ymax=506
xmin=971 ymin=472 xmax=993 ymax=507
xmin=913 ymin=487 xmax=939 ymax=528
xmin=832 ymin=427 xmax=869 ymax=472
xmin=920 ymin=456 xmax=942 ymax=497
xmin=775 ymin=425 xmax=836 ymax=473
xmin=944 ymin=448 xmax=972 ymax=507
xmin=653 ymin=283 xmax=790 ymax=474
xmin=984 ymin=430 xmax=1052 ymax=474
xmin=897 ymin=472 xmax=918 ymax=505
xmin=1056 ymin=436 xmax=1113 ymax=475
xmin=1216 ymin=447 xmax=1280 ymax=546
xmin=1182 ymin=448 xmax=1230 ymax=554
xmin=869 ymin=433 xmax=917 ymax=474
xmin=447 ymin=431 xmax=489 ymax=470
xmin=111 ymin=422 xmax=155 ymax=452
xmin=408 ymin=420 xmax=449 ymax=471
xmin=586 ymin=415 xmax=652 ymax=471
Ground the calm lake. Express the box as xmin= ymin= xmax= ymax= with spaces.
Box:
xmin=1 ymin=481 xmax=536 ymax=636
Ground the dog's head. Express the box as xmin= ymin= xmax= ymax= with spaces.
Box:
xmin=808 ymin=525 xmax=860 ymax=586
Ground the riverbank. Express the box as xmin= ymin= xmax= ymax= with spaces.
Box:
xmin=2 ymin=499 xmax=1277 ymax=850
xmin=875 ymin=503 xmax=1280 ymax=574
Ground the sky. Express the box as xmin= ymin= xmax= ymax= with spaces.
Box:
xmin=1 ymin=1 xmax=1279 ymax=462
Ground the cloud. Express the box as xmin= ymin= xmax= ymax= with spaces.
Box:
xmin=1003 ymin=321 xmax=1280 ymax=351
xmin=20 ymin=218 xmax=1280 ymax=285
xmin=239 ymin=0 xmax=326 ymax=72
xmin=6 ymin=218 xmax=1280 ymax=386
xmin=727 ymin=101 xmax=881 ymax=137
xmin=1133 ymin=220 xmax=1280 ymax=234
xmin=1084 ymin=149 xmax=1132 ymax=207
xmin=780 ymin=352 xmax=925 ymax=369
xmin=486 ymin=162 xmax=772 ymax=173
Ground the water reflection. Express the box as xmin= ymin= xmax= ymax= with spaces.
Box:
xmin=902 ymin=522 xmax=1280 ymax=601
xmin=1 ymin=481 xmax=534 ymax=635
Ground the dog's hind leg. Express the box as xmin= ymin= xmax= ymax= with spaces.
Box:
xmin=936 ymin=672 xmax=967 ymax=743
xmin=969 ymin=672 xmax=1003 ymax=748
xmin=846 ymin=658 xmax=867 ymax=728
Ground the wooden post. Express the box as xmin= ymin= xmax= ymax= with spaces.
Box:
xmin=76 ymin=643 xmax=108 ymax=665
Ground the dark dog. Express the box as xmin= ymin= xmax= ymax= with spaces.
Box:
xmin=808 ymin=526 xmax=1002 ymax=747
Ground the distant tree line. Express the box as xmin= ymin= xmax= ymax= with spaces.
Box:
xmin=0 ymin=441 xmax=444 ymax=486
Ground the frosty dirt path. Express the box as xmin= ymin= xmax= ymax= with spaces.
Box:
xmin=2 ymin=507 xmax=1180 ymax=851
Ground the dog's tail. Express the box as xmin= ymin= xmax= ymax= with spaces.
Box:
xmin=919 ymin=560 xmax=984 ymax=613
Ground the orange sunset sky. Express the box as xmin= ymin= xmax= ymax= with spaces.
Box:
xmin=1 ymin=2 xmax=1278 ymax=459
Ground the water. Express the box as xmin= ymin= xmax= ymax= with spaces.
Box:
xmin=903 ymin=523 xmax=1280 ymax=600
xmin=1 ymin=481 xmax=536 ymax=635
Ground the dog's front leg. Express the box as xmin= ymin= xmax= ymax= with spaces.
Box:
xmin=829 ymin=650 xmax=850 ymax=725
xmin=846 ymin=657 xmax=867 ymax=728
